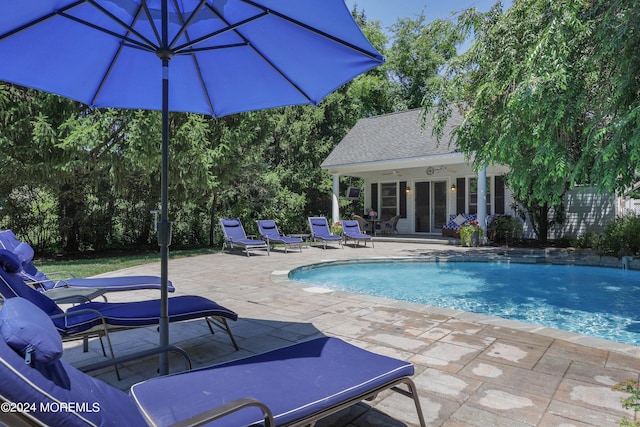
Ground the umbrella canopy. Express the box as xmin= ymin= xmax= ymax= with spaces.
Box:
xmin=0 ymin=0 xmax=383 ymax=116
xmin=0 ymin=0 xmax=384 ymax=374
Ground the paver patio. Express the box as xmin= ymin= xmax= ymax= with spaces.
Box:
xmin=61 ymin=240 xmax=640 ymax=426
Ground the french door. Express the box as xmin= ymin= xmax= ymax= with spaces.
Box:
xmin=415 ymin=181 xmax=447 ymax=233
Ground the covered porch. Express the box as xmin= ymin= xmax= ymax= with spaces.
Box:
xmin=321 ymin=109 xmax=513 ymax=237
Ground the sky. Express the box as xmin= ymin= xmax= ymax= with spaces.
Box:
xmin=344 ymin=0 xmax=512 ymax=33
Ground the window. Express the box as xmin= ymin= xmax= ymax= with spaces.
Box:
xmin=380 ymin=183 xmax=397 ymax=219
xmin=495 ymin=175 xmax=505 ymax=214
xmin=468 ymin=177 xmax=491 ymax=215
xmin=454 ymin=176 xmax=505 ymax=215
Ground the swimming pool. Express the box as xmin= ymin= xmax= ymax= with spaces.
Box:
xmin=289 ymin=260 xmax=640 ymax=346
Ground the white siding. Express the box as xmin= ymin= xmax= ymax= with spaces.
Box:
xmin=624 ymin=198 xmax=640 ymax=215
xmin=524 ymin=187 xmax=615 ymax=239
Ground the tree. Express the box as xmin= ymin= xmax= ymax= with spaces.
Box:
xmin=422 ymin=0 xmax=630 ymax=242
xmin=388 ymin=15 xmax=464 ymax=110
xmin=0 ymin=7 xmax=399 ymax=252
xmin=579 ymin=0 xmax=640 ymax=192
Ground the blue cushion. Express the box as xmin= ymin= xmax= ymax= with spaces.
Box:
xmin=0 ymin=298 xmax=62 ymax=364
xmin=14 ymin=241 xmax=35 ymax=264
xmin=0 ymin=249 xmax=20 ymax=273
xmin=131 ymin=337 xmax=414 ymax=426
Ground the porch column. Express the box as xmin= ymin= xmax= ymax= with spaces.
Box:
xmin=332 ymin=174 xmax=340 ymax=224
xmin=478 ymin=165 xmax=487 ymax=242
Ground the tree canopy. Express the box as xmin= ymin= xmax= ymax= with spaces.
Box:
xmin=423 ymin=0 xmax=640 ymax=241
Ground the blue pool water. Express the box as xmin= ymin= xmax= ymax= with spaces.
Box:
xmin=289 ymin=261 xmax=640 ymax=346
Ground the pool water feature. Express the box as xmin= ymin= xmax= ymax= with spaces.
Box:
xmin=289 ymin=260 xmax=640 ymax=346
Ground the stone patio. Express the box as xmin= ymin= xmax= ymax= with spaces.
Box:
xmin=61 ymin=240 xmax=640 ymax=426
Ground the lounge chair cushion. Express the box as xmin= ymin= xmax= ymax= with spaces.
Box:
xmin=65 ymin=296 xmax=238 ymax=328
xmin=0 ymin=297 xmax=62 ymax=364
xmin=14 ymin=241 xmax=35 ymax=264
xmin=130 ymin=336 xmax=414 ymax=426
xmin=221 ymin=218 xmax=241 ymax=227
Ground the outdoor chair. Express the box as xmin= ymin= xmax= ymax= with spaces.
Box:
xmin=341 ymin=220 xmax=374 ymax=248
xmin=0 ymin=297 xmax=426 ymax=427
xmin=219 ymin=218 xmax=270 ymax=257
xmin=0 ymin=229 xmax=175 ymax=302
xmin=256 ymin=219 xmax=303 ymax=253
xmin=379 ymin=214 xmax=401 ymax=234
xmin=0 ymin=249 xmax=238 ymax=379
xmin=351 ymin=214 xmax=372 ymax=234
xmin=307 ymin=217 xmax=343 ymax=249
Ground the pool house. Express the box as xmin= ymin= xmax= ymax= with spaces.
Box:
xmin=321 ymin=109 xmax=620 ymax=239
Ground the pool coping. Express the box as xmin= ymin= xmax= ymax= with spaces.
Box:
xmin=271 ymin=255 xmax=640 ymax=358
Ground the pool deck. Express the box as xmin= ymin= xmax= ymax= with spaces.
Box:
xmin=62 ymin=240 xmax=640 ymax=426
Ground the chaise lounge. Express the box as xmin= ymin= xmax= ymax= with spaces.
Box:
xmin=0 ymin=296 xmax=426 ymax=427
xmin=0 ymin=229 xmax=175 ymax=302
xmin=308 ymin=217 xmax=343 ymax=249
xmin=341 ymin=219 xmax=374 ymax=247
xmin=0 ymin=249 xmax=238 ymax=377
xmin=219 ymin=218 xmax=270 ymax=257
xmin=256 ymin=219 xmax=303 ymax=253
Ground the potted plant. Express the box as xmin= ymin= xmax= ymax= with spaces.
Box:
xmin=460 ymin=220 xmax=483 ymax=247
xmin=331 ymin=221 xmax=342 ymax=236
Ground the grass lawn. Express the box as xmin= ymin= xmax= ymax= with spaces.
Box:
xmin=36 ymin=248 xmax=219 ymax=278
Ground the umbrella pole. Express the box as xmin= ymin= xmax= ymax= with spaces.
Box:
xmin=158 ymin=58 xmax=170 ymax=376
xmin=158 ymin=0 xmax=170 ymax=376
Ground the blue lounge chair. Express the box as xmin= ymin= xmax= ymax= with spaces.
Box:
xmin=0 ymin=229 xmax=175 ymax=301
xmin=219 ymin=218 xmax=270 ymax=257
xmin=308 ymin=217 xmax=343 ymax=249
xmin=0 ymin=297 xmax=426 ymax=427
xmin=0 ymin=249 xmax=238 ymax=377
xmin=256 ymin=219 xmax=303 ymax=253
xmin=341 ymin=219 xmax=374 ymax=248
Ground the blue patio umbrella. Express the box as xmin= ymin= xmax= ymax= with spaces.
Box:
xmin=0 ymin=0 xmax=384 ymax=374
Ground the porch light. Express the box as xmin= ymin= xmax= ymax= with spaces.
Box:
xmin=406 ymin=186 xmax=411 ymax=193
xmin=451 ymin=184 xmax=456 ymax=192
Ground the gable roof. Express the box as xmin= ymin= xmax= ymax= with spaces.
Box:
xmin=321 ymin=108 xmax=463 ymax=169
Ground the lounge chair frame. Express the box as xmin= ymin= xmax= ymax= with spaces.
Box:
xmin=0 ymin=296 xmax=427 ymax=427
xmin=168 ymin=375 xmax=426 ymax=427
xmin=256 ymin=219 xmax=303 ymax=253
xmin=0 ymin=229 xmax=176 ymax=300
xmin=341 ymin=219 xmax=374 ymax=248
xmin=219 ymin=218 xmax=270 ymax=257
xmin=308 ymin=217 xmax=343 ymax=249
xmin=0 ymin=251 xmax=238 ymax=380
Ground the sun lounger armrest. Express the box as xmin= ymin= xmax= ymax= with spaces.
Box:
xmin=80 ymin=345 xmax=192 ymax=374
xmin=50 ymin=307 xmax=109 ymax=332
xmin=168 ymin=397 xmax=275 ymax=427
xmin=43 ymin=271 xmax=76 ymax=279
xmin=25 ymin=277 xmax=63 ymax=289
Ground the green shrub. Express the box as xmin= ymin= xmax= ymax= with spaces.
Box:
xmin=602 ymin=214 xmax=640 ymax=257
xmin=573 ymin=231 xmax=603 ymax=250
xmin=331 ymin=221 xmax=342 ymax=236
xmin=488 ymin=215 xmax=523 ymax=244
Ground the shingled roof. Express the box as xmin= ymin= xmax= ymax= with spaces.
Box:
xmin=321 ymin=108 xmax=463 ymax=168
